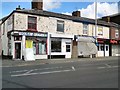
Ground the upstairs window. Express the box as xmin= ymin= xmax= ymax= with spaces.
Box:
xmin=83 ymin=24 xmax=88 ymax=35
xmin=28 ymin=16 xmax=37 ymax=31
xmin=115 ymin=29 xmax=119 ymax=38
xmin=98 ymin=26 xmax=103 ymax=36
xmin=57 ymin=20 xmax=64 ymax=32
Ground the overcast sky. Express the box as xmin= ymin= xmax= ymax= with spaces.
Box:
xmin=1 ymin=0 xmax=119 ymax=19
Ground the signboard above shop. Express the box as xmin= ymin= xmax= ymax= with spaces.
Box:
xmin=19 ymin=32 xmax=47 ymax=37
xmin=12 ymin=31 xmax=48 ymax=37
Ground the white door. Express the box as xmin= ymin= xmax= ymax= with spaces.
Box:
xmin=105 ymin=45 xmax=109 ymax=56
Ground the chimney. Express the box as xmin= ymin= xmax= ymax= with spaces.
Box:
xmin=107 ymin=16 xmax=110 ymax=23
xmin=32 ymin=0 xmax=43 ymax=10
xmin=72 ymin=11 xmax=81 ymax=17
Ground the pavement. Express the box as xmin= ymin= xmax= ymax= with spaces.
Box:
xmin=1 ymin=56 xmax=119 ymax=67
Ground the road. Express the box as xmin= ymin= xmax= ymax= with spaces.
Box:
xmin=2 ymin=58 xmax=119 ymax=88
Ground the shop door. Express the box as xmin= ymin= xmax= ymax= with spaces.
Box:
xmin=15 ymin=43 xmax=21 ymax=59
xmin=105 ymin=45 xmax=109 ymax=56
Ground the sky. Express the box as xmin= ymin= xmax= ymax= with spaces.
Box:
xmin=0 ymin=0 xmax=119 ymax=19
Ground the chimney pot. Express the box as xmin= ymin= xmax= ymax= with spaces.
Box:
xmin=16 ymin=5 xmax=21 ymax=10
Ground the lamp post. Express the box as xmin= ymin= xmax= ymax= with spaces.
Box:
xmin=95 ymin=0 xmax=98 ymax=58
xmin=95 ymin=0 xmax=97 ymax=41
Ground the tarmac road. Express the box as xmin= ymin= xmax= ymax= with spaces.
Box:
xmin=2 ymin=57 xmax=119 ymax=88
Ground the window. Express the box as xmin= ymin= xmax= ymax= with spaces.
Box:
xmin=14 ymin=36 xmax=22 ymax=41
xmin=106 ymin=46 xmax=108 ymax=51
xmin=115 ymin=29 xmax=119 ymax=38
xmin=98 ymin=26 xmax=103 ymax=35
xmin=83 ymin=24 xmax=88 ymax=35
xmin=33 ymin=41 xmax=46 ymax=55
xmin=100 ymin=45 xmax=104 ymax=51
xmin=98 ymin=44 xmax=104 ymax=51
xmin=51 ymin=39 xmax=61 ymax=52
xmin=66 ymin=45 xmax=70 ymax=52
xmin=26 ymin=37 xmax=47 ymax=55
xmin=3 ymin=23 xmax=5 ymax=35
xmin=57 ymin=20 xmax=64 ymax=32
xmin=28 ymin=16 xmax=37 ymax=31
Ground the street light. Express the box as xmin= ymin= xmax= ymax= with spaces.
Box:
xmin=95 ymin=0 xmax=97 ymax=41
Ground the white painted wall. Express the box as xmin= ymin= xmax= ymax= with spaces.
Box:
xmin=1 ymin=22 xmax=8 ymax=56
xmin=48 ymin=33 xmax=73 ymax=58
xmin=35 ymin=55 xmax=47 ymax=59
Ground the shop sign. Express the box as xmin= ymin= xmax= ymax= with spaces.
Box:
xmin=19 ymin=32 xmax=47 ymax=37
xmin=110 ymin=40 xmax=117 ymax=44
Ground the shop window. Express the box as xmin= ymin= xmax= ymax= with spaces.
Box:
xmin=33 ymin=41 xmax=46 ymax=55
xmin=57 ymin=20 xmax=64 ymax=32
xmin=66 ymin=45 xmax=70 ymax=52
xmin=51 ymin=39 xmax=61 ymax=52
xmin=98 ymin=44 xmax=104 ymax=51
xmin=28 ymin=16 xmax=37 ymax=31
xmin=83 ymin=24 xmax=88 ymax=35
xmin=100 ymin=45 xmax=104 ymax=51
xmin=27 ymin=37 xmax=47 ymax=55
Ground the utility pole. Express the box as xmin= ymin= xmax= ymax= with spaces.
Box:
xmin=95 ymin=0 xmax=97 ymax=40
xmin=95 ymin=0 xmax=98 ymax=58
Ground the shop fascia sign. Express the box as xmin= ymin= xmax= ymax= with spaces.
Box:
xmin=19 ymin=32 xmax=47 ymax=37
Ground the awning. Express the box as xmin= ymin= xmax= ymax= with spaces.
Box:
xmin=78 ymin=42 xmax=98 ymax=56
xmin=77 ymin=36 xmax=96 ymax=43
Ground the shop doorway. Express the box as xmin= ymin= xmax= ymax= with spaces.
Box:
xmin=15 ymin=43 xmax=21 ymax=59
xmin=105 ymin=45 xmax=109 ymax=56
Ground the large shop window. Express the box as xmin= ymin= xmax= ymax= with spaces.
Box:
xmin=28 ymin=16 xmax=37 ymax=31
xmin=27 ymin=37 xmax=47 ymax=55
xmin=97 ymin=44 xmax=104 ymax=51
xmin=57 ymin=20 xmax=64 ymax=32
xmin=83 ymin=24 xmax=88 ymax=35
xmin=51 ymin=39 xmax=61 ymax=52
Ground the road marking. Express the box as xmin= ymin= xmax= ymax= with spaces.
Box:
xmin=105 ymin=64 xmax=112 ymax=68
xmin=98 ymin=65 xmax=118 ymax=69
xmin=11 ymin=69 xmax=74 ymax=77
xmin=10 ymin=66 xmax=63 ymax=73
xmin=97 ymin=67 xmax=105 ymax=69
xmin=72 ymin=66 xmax=75 ymax=71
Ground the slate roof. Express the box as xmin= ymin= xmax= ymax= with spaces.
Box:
xmin=1 ymin=9 xmax=120 ymax=28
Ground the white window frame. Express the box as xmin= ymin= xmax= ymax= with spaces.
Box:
xmin=83 ymin=24 xmax=88 ymax=35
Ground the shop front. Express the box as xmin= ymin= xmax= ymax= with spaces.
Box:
xmin=47 ymin=33 xmax=74 ymax=59
xmin=8 ymin=31 xmax=48 ymax=61
xmin=110 ymin=39 xmax=120 ymax=56
xmin=97 ymin=38 xmax=110 ymax=57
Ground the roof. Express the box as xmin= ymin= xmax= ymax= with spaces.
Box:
xmin=1 ymin=9 xmax=120 ymax=28
xmin=99 ymin=13 xmax=120 ymax=25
